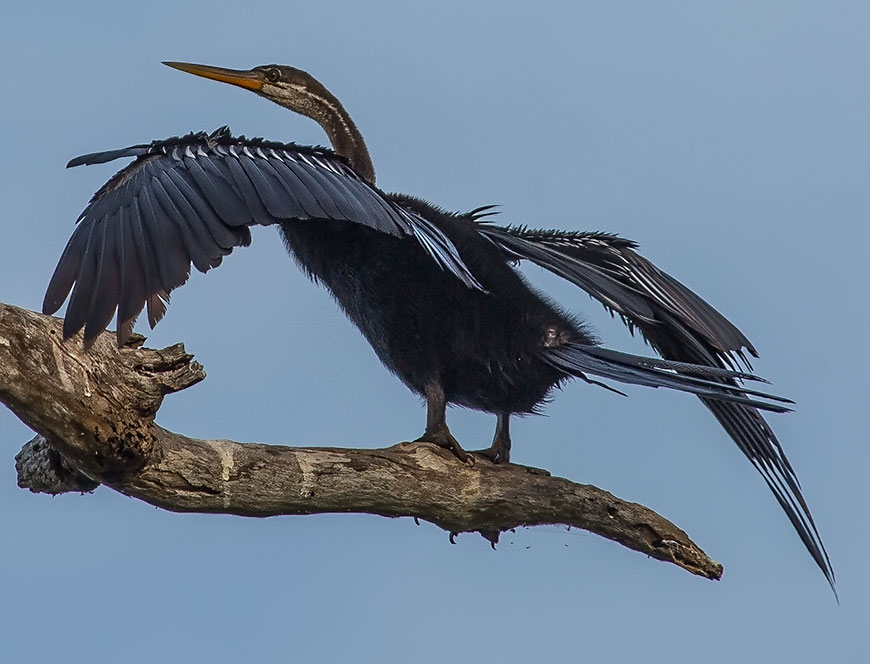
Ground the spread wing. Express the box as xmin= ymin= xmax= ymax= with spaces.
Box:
xmin=478 ymin=224 xmax=755 ymax=365
xmin=479 ymin=222 xmax=835 ymax=595
xmin=44 ymin=127 xmax=481 ymax=345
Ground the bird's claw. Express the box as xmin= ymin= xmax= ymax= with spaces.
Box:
xmin=471 ymin=445 xmax=510 ymax=464
xmin=413 ymin=430 xmax=473 ymax=465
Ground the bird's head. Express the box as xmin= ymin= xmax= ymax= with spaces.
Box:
xmin=163 ymin=61 xmax=336 ymax=119
xmin=162 ymin=60 xmax=375 ymax=183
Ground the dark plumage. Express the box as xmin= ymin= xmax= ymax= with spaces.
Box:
xmin=46 ymin=128 xmax=480 ymax=344
xmin=479 ymin=224 xmax=835 ymax=591
xmin=43 ymin=61 xmax=832 ymax=592
xmin=280 ymin=195 xmax=783 ymax=417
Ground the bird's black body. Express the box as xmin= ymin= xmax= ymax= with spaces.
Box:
xmin=280 ymin=198 xmax=584 ymax=415
xmin=43 ymin=61 xmax=834 ymax=592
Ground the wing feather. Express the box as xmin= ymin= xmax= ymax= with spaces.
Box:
xmin=137 ymin=187 xmax=191 ymax=293
xmin=61 ymin=221 xmax=99 ymax=339
xmin=266 ymin=156 xmax=332 ymax=218
xmin=117 ymin=205 xmax=148 ymax=343
xmin=150 ymin=175 xmax=217 ymax=273
xmin=163 ymin=167 xmax=240 ymax=249
xmin=84 ymin=215 xmax=123 ymax=344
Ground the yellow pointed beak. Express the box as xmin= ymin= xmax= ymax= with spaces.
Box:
xmin=163 ymin=61 xmax=264 ymax=91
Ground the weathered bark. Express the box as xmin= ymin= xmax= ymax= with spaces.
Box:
xmin=1 ymin=302 xmax=723 ymax=580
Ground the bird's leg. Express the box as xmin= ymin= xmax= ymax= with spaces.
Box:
xmin=413 ymin=382 xmax=472 ymax=465
xmin=474 ymin=412 xmax=512 ymax=463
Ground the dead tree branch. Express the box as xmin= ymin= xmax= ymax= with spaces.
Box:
xmin=0 ymin=302 xmax=723 ymax=580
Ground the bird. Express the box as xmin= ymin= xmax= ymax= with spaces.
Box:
xmin=43 ymin=61 xmax=832 ymax=592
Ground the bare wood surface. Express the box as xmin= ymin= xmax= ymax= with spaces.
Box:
xmin=0 ymin=302 xmax=723 ymax=580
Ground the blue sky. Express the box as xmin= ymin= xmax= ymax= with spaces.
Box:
xmin=1 ymin=2 xmax=866 ymax=661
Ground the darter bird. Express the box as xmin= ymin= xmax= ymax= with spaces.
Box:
xmin=42 ymin=61 xmax=833 ymax=592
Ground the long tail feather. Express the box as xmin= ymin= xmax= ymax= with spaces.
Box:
xmin=543 ymin=343 xmax=791 ymax=413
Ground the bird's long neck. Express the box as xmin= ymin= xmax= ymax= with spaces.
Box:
xmin=295 ymin=86 xmax=375 ymax=185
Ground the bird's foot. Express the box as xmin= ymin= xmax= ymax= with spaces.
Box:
xmin=471 ymin=444 xmax=510 ymax=464
xmin=472 ymin=436 xmax=511 ymax=464
xmin=414 ymin=428 xmax=473 ymax=466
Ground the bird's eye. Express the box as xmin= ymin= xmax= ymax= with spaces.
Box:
xmin=264 ymin=68 xmax=281 ymax=83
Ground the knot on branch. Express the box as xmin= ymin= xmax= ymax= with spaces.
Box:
xmin=127 ymin=340 xmax=206 ymax=398
xmin=15 ymin=435 xmax=99 ymax=494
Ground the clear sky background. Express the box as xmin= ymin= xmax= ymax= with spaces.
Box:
xmin=1 ymin=2 xmax=866 ymax=661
